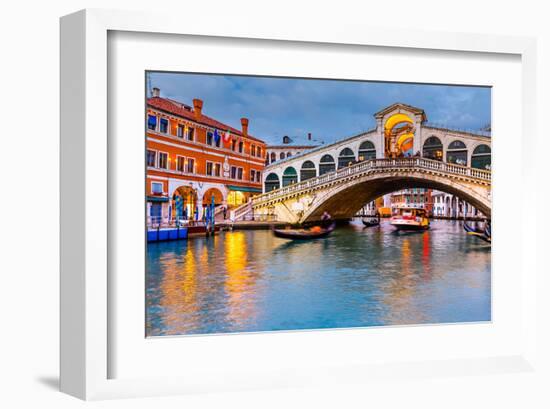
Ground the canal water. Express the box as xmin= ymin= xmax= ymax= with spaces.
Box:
xmin=146 ymin=219 xmax=491 ymax=337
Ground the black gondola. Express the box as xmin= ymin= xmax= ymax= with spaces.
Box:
xmin=463 ymin=222 xmax=491 ymax=243
xmin=362 ymin=217 xmax=380 ymax=227
xmin=273 ymin=223 xmax=336 ymax=240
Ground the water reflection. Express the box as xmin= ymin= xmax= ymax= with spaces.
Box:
xmin=146 ymin=219 xmax=491 ymax=336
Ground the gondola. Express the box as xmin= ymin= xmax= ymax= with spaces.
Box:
xmin=463 ymin=222 xmax=491 ymax=243
xmin=273 ymin=223 xmax=336 ymax=240
xmin=362 ymin=217 xmax=380 ymax=227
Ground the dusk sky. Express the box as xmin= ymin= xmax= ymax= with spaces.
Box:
xmin=148 ymin=72 xmax=491 ymax=145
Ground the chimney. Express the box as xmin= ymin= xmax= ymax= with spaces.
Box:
xmin=241 ymin=118 xmax=249 ymax=137
xmin=193 ymin=98 xmax=203 ymax=120
xmin=308 ymin=132 xmax=312 ymax=140
xmin=152 ymin=87 xmax=160 ymax=97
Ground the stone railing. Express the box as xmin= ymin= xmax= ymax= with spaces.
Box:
xmin=253 ymin=157 xmax=491 ymax=206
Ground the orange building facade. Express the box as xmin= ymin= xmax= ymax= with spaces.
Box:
xmin=146 ymin=88 xmax=266 ymax=225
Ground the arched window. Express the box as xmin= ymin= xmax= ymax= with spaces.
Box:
xmin=270 ymin=152 xmax=276 ymax=163
xmin=319 ymin=154 xmax=336 ymax=175
xmin=446 ymin=140 xmax=468 ymax=166
xmin=338 ymin=147 xmax=355 ymax=169
xmin=280 ymin=152 xmax=285 ymax=160
xmin=423 ymin=136 xmax=443 ymax=161
xmin=282 ymin=167 xmax=298 ymax=187
xmin=287 ymin=152 xmax=292 ymax=158
xmin=471 ymin=144 xmax=491 ymax=170
xmin=264 ymin=173 xmax=280 ymax=192
xmin=300 ymin=161 xmax=316 ymax=181
xmin=358 ymin=141 xmax=376 ymax=161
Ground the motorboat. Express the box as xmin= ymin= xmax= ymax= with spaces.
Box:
xmin=390 ymin=207 xmax=429 ymax=231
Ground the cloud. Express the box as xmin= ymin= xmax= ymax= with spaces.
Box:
xmin=148 ymin=72 xmax=491 ymax=145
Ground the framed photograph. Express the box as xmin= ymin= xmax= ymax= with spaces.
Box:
xmin=60 ymin=9 xmax=539 ymax=400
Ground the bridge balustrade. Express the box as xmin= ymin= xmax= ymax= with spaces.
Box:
xmin=256 ymin=157 xmax=491 ymax=206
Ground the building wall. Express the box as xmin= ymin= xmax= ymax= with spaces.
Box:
xmin=146 ymin=104 xmax=267 ymax=225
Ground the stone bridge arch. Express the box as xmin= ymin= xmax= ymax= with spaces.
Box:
xmin=299 ymin=171 xmax=491 ymax=223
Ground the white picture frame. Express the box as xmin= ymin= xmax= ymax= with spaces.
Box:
xmin=60 ymin=8 xmax=540 ymax=400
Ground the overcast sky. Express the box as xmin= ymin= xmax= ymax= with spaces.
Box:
xmin=148 ymin=72 xmax=491 ymax=145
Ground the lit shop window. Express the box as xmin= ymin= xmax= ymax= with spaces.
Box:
xmin=146 ymin=150 xmax=156 ymax=167
xmin=151 ymin=182 xmax=163 ymax=194
xmin=147 ymin=115 xmax=157 ymax=131
xmin=159 ymin=118 xmax=169 ymax=133
xmin=158 ymin=152 xmax=168 ymax=169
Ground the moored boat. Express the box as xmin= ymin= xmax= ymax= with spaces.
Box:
xmin=273 ymin=223 xmax=336 ymax=240
xmin=362 ymin=215 xmax=380 ymax=227
xmin=390 ymin=207 xmax=429 ymax=231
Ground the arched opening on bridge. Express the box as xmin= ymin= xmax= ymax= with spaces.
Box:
xmin=384 ymin=113 xmax=415 ymax=158
xmin=202 ymin=188 xmax=224 ymax=207
xmin=172 ymin=186 xmax=198 ymax=220
xmin=280 ymin=152 xmax=286 ymax=160
xmin=338 ymin=148 xmax=355 ymax=169
xmin=300 ymin=160 xmax=316 ymax=181
xmin=264 ymin=173 xmax=280 ymax=192
xmin=446 ymin=140 xmax=468 ymax=166
xmin=319 ymin=154 xmax=336 ymax=175
xmin=422 ymin=136 xmax=443 ymax=161
xmin=471 ymin=144 xmax=491 ymax=170
xmin=270 ymin=152 xmax=276 ymax=163
xmin=282 ymin=167 xmax=298 ymax=187
xmin=358 ymin=141 xmax=376 ymax=161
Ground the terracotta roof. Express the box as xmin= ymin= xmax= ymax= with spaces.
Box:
xmin=147 ymin=97 xmax=266 ymax=144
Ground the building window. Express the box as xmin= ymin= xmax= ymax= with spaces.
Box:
xmin=319 ymin=154 xmax=336 ymax=175
xmin=237 ymin=167 xmax=243 ymax=180
xmin=251 ymin=145 xmax=256 ymax=156
xmin=159 ymin=118 xmax=169 ymax=133
xmin=471 ymin=144 xmax=491 ymax=170
xmin=187 ymin=158 xmax=195 ymax=173
xmin=147 ymin=115 xmax=157 ymax=131
xmin=206 ymin=161 xmax=214 ymax=176
xmin=250 ymin=169 xmax=256 ymax=181
xmin=238 ymin=141 xmax=243 ymax=153
xmin=256 ymin=171 xmax=261 ymax=182
xmin=283 ymin=135 xmax=290 ymax=144
xmin=257 ymin=147 xmax=262 ymax=157
xmin=177 ymin=124 xmax=185 ymax=138
xmin=270 ymin=152 xmax=276 ymax=162
xmin=214 ymin=163 xmax=221 ymax=177
xmin=215 ymin=135 xmax=221 ymax=148
xmin=338 ymin=147 xmax=355 ymax=169
xmin=187 ymin=127 xmax=194 ymax=141
xmin=446 ymin=140 xmax=468 ymax=166
xmin=207 ymin=132 xmax=214 ymax=145
xmin=146 ymin=150 xmax=156 ymax=167
xmin=231 ymin=140 xmax=236 ymax=151
xmin=151 ymin=182 xmax=163 ymax=194
xmin=158 ymin=152 xmax=168 ymax=169
xmin=231 ymin=166 xmax=237 ymax=179
xmin=287 ymin=152 xmax=292 ymax=158
xmin=280 ymin=152 xmax=285 ymax=160
xmin=358 ymin=141 xmax=376 ymax=161
xmin=176 ymin=156 xmax=185 ymax=172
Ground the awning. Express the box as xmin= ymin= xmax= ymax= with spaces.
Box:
xmin=226 ymin=185 xmax=262 ymax=193
xmin=147 ymin=195 xmax=169 ymax=202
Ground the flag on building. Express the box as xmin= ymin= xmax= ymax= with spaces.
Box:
xmin=223 ymin=130 xmax=232 ymax=143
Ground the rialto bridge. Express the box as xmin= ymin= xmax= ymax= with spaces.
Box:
xmin=251 ymin=103 xmax=491 ymax=223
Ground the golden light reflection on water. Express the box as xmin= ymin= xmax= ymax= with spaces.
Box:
xmin=224 ymin=232 xmax=259 ymax=330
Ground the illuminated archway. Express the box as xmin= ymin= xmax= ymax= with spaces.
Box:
xmin=384 ymin=113 xmax=415 ymax=158
xmin=202 ymin=188 xmax=224 ymax=206
xmin=173 ymin=186 xmax=198 ymax=220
